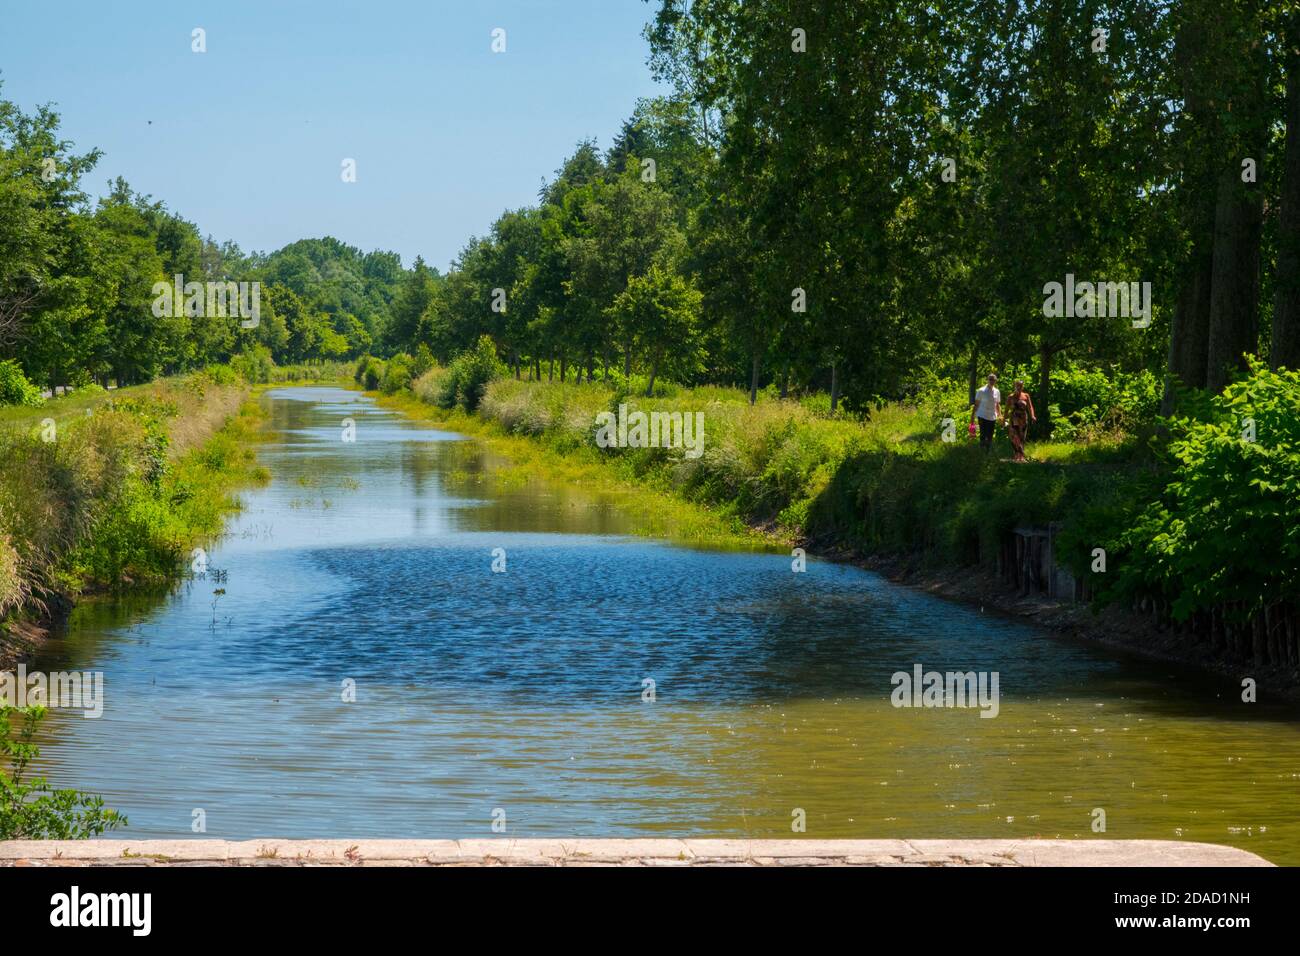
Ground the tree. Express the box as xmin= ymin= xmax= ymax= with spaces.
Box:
xmin=607 ymin=265 xmax=703 ymax=395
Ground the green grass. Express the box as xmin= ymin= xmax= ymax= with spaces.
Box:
xmin=1 ymin=374 xmax=268 ymax=660
xmin=399 ymin=370 xmax=1151 ymax=574
xmin=0 ymin=382 xmax=158 ymax=430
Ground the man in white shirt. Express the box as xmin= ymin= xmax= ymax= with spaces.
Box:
xmin=970 ymin=373 xmax=1000 ymax=451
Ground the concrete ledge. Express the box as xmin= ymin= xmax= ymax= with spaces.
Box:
xmin=0 ymin=839 xmax=1273 ymax=867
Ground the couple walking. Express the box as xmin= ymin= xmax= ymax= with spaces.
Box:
xmin=969 ymin=373 xmax=1036 ymax=462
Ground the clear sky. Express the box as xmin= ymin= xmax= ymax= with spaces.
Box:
xmin=0 ymin=0 xmax=668 ymax=270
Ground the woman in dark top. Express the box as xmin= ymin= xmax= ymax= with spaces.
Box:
xmin=1005 ymin=380 xmax=1036 ymax=462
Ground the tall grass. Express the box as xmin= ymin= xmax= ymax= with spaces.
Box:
xmin=407 ymin=370 xmax=1148 ymax=570
xmin=0 ymin=372 xmax=267 ymax=662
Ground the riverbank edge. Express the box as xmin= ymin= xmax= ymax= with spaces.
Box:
xmin=0 ymin=838 xmax=1272 ymax=867
xmin=374 ymin=389 xmax=786 ymax=550
xmin=843 ymin=552 xmax=1300 ymax=704
xmin=0 ymin=387 xmax=266 ymax=670
xmin=375 ymin=384 xmax=1300 ymax=702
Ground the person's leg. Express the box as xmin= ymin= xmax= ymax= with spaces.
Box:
xmin=979 ymin=417 xmax=994 ymax=450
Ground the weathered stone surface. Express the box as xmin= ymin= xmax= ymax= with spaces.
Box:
xmin=0 ymin=839 xmax=231 ymax=861
xmin=0 ymin=838 xmax=1274 ymax=867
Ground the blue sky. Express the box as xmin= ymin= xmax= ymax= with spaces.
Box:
xmin=0 ymin=0 xmax=667 ymax=270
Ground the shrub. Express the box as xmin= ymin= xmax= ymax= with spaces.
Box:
xmin=412 ymin=343 xmax=435 ymax=379
xmin=380 ymin=353 xmax=414 ymax=394
xmin=442 ymin=336 xmax=505 ymax=411
xmin=202 ymin=364 xmax=241 ymax=387
xmin=232 ymin=347 xmax=275 ymax=384
xmin=0 ymin=360 xmax=43 ymax=407
xmin=1 ymin=705 xmax=126 ymax=839
xmin=1050 ymin=365 xmax=1160 ymax=439
xmin=1111 ymin=359 xmax=1300 ymax=619
xmin=358 ymin=356 xmax=385 ymax=391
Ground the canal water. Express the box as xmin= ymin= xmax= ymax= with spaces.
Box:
xmin=30 ymin=387 xmax=1300 ymax=862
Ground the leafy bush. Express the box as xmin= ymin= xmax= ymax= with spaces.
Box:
xmin=1110 ymin=360 xmax=1300 ymax=619
xmin=202 ymin=364 xmax=241 ymax=387
xmin=0 ymin=360 xmax=43 ymax=407
xmin=411 ymin=344 xmax=435 ymax=379
xmin=440 ymin=336 xmax=505 ymax=411
xmin=356 ymin=356 xmax=385 ymax=391
xmin=1 ymin=705 xmax=126 ymax=839
xmin=1050 ymin=365 xmax=1160 ymax=440
xmin=380 ymin=353 xmax=414 ymax=394
xmin=232 ymin=347 xmax=275 ymax=384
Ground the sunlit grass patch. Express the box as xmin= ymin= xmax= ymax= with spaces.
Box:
xmin=1 ymin=380 xmax=268 ymax=655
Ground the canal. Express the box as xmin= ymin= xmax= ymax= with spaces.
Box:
xmin=30 ymin=386 xmax=1300 ymax=863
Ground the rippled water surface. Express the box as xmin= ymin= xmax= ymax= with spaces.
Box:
xmin=31 ymin=387 xmax=1300 ymax=862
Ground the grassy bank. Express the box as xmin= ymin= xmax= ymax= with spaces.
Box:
xmin=379 ymin=388 xmax=772 ymax=548
xmin=0 ymin=370 xmax=269 ymax=664
xmin=404 ymin=369 xmax=1149 ymax=569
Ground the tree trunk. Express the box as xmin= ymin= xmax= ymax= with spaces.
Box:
xmin=646 ymin=351 xmax=661 ymax=397
xmin=1165 ymin=10 xmax=1216 ymax=410
xmin=1204 ymin=10 xmax=1267 ymax=392
xmin=966 ymin=345 xmax=978 ymax=408
xmin=1036 ymin=344 xmax=1053 ymax=439
xmin=829 ymin=361 xmax=840 ymax=413
xmin=1206 ymin=164 xmax=1263 ymax=391
xmin=1275 ymin=26 xmax=1300 ymax=371
xmin=1164 ymin=223 xmax=1214 ymax=411
xmin=749 ymin=348 xmax=761 ymax=405
xmin=780 ymin=363 xmax=790 ymax=399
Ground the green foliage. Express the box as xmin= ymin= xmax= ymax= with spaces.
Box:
xmin=0 ymin=373 xmax=264 ymax=638
xmin=1107 ymin=361 xmax=1300 ymax=619
xmin=411 ymin=343 xmax=435 ymax=379
xmin=232 ymin=347 xmax=274 ymax=384
xmin=438 ymin=336 xmax=505 ymax=411
xmin=202 ymin=364 xmax=240 ymax=387
xmin=606 ymin=266 xmax=702 ymax=394
xmin=0 ymin=360 xmax=43 ymax=407
xmin=357 ymin=356 xmax=385 ymax=391
xmin=1 ymin=705 xmax=126 ymax=839
xmin=380 ymin=352 xmax=413 ymax=394
xmin=1049 ymin=366 xmax=1161 ymax=441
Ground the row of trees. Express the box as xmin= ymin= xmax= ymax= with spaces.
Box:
xmin=4 ymin=3 xmax=1297 ymax=421
xmin=0 ymin=89 xmax=408 ymax=391
xmin=375 ymin=0 xmax=1298 ymax=425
